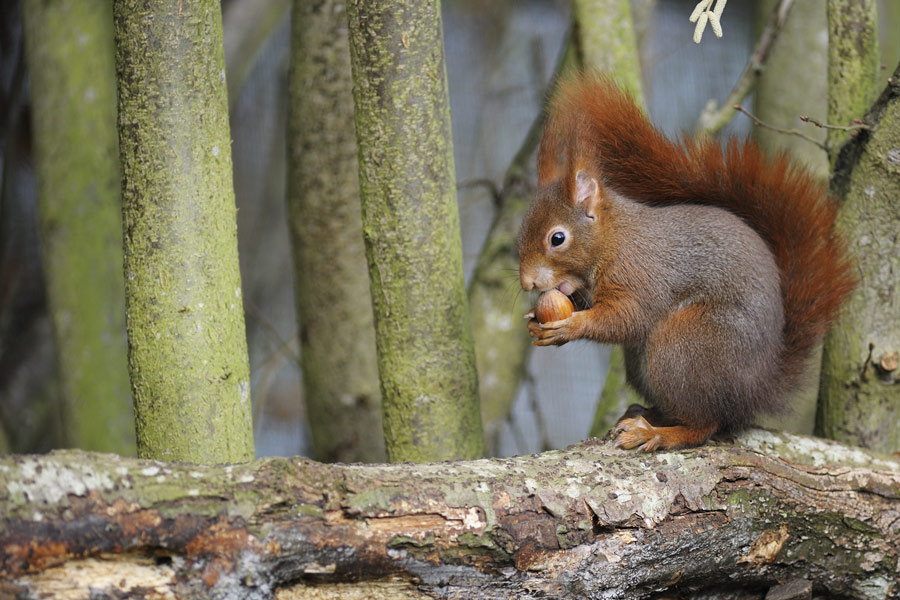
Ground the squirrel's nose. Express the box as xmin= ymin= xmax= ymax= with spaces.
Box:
xmin=520 ymin=271 xmax=535 ymax=291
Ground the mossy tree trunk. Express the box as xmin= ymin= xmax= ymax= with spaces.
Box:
xmin=346 ymin=0 xmax=483 ymax=462
xmin=572 ymin=0 xmax=645 ymax=106
xmin=21 ymin=0 xmax=135 ymax=455
xmin=817 ymin=64 xmax=900 ymax=453
xmin=825 ymin=0 xmax=881 ymax=166
xmin=287 ymin=0 xmax=384 ymax=463
xmin=113 ymin=0 xmax=254 ymax=463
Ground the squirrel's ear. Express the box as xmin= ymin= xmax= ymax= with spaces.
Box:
xmin=574 ymin=170 xmax=602 ymax=219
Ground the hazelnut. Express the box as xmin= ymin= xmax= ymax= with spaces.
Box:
xmin=534 ymin=289 xmax=575 ymax=323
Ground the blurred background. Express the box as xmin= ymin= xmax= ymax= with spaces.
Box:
xmin=1 ymin=0 xmax=897 ymax=458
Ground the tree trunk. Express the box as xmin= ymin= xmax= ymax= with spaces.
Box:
xmin=754 ymin=0 xmax=828 ymax=178
xmin=572 ymin=0 xmax=645 ymax=106
xmin=467 ymin=123 xmax=542 ymax=453
xmin=21 ymin=0 xmax=135 ymax=455
xmin=2 ymin=432 xmax=898 ymax=599
xmin=825 ymin=0 xmax=881 ymax=166
xmin=286 ymin=0 xmax=384 ymax=463
xmin=113 ymin=0 xmax=254 ymax=463
xmin=346 ymin=0 xmax=483 ymax=462
xmin=817 ymin=63 xmax=900 ymax=453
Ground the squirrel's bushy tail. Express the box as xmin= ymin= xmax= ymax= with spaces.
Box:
xmin=540 ymin=72 xmax=856 ymax=397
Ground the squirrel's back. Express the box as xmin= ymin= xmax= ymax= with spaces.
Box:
xmin=538 ymin=73 xmax=856 ymax=401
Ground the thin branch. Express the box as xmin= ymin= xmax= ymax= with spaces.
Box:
xmin=798 ymin=114 xmax=871 ymax=133
xmin=732 ymin=105 xmax=826 ymax=150
xmin=695 ymin=0 xmax=795 ymax=135
xmin=731 ymin=104 xmax=872 ymax=151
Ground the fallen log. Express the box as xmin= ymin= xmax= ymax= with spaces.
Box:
xmin=1 ymin=430 xmax=898 ymax=599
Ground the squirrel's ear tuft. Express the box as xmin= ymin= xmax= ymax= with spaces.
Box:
xmin=574 ymin=170 xmax=602 ymax=219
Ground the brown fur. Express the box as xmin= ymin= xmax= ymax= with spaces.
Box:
xmin=519 ymin=73 xmax=855 ymax=450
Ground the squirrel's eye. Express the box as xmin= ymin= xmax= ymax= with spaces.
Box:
xmin=550 ymin=231 xmax=566 ymax=247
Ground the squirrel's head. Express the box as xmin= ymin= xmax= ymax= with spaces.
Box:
xmin=517 ymin=168 xmax=611 ymax=296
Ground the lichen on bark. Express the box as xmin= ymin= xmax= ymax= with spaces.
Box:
xmin=826 ymin=0 xmax=881 ymax=165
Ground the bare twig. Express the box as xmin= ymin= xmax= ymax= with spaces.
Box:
xmin=732 ymin=105 xmax=826 ymax=150
xmin=798 ymin=114 xmax=871 ymax=133
xmin=731 ymin=105 xmax=871 ymax=150
xmin=695 ymin=0 xmax=795 ymax=135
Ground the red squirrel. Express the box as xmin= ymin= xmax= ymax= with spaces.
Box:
xmin=517 ymin=73 xmax=855 ymax=451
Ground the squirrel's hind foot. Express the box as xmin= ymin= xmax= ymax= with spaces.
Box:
xmin=612 ymin=414 xmax=716 ymax=452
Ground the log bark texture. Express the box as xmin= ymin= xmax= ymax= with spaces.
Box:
xmin=2 ymin=431 xmax=898 ymax=599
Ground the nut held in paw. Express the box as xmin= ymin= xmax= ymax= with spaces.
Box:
xmin=534 ymin=289 xmax=575 ymax=323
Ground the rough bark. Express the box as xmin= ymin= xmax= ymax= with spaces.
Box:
xmin=826 ymin=0 xmax=881 ymax=166
xmin=817 ymin=63 xmax=900 ymax=453
xmin=346 ymin=0 xmax=483 ymax=462
xmin=113 ymin=0 xmax=254 ymax=463
xmin=21 ymin=0 xmax=135 ymax=455
xmin=286 ymin=0 xmax=384 ymax=463
xmin=1 ymin=431 xmax=898 ymax=599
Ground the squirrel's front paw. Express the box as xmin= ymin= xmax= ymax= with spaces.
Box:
xmin=527 ymin=313 xmax=578 ymax=346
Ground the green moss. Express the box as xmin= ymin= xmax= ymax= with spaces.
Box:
xmin=388 ymin=534 xmax=435 ymax=549
xmin=295 ymin=504 xmax=325 ymax=519
xmin=826 ymin=0 xmax=881 ymax=164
